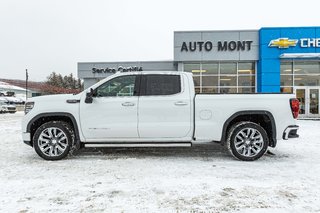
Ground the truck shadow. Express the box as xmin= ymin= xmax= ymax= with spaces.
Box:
xmin=74 ymin=143 xmax=231 ymax=160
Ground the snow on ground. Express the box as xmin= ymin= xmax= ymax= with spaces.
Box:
xmin=0 ymin=113 xmax=320 ymax=213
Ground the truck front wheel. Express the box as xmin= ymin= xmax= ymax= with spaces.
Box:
xmin=227 ymin=122 xmax=269 ymax=161
xmin=33 ymin=121 xmax=73 ymax=160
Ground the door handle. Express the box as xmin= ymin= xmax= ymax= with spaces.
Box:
xmin=174 ymin=101 xmax=188 ymax=106
xmin=122 ymin=102 xmax=135 ymax=107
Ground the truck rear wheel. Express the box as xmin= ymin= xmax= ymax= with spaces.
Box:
xmin=33 ymin=121 xmax=73 ymax=160
xmin=227 ymin=122 xmax=269 ymax=161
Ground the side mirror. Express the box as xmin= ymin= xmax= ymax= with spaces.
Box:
xmin=85 ymin=88 xmax=94 ymax=104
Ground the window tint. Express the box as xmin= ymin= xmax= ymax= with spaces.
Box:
xmin=143 ymin=75 xmax=181 ymax=96
xmin=96 ymin=75 xmax=137 ymax=97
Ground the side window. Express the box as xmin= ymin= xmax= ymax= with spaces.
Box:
xmin=142 ymin=75 xmax=181 ymax=96
xmin=96 ymin=75 xmax=137 ymax=97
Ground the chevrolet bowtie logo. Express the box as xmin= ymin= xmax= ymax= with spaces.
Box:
xmin=269 ymin=38 xmax=298 ymax=48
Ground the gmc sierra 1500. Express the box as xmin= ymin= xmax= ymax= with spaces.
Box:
xmin=22 ymin=71 xmax=299 ymax=161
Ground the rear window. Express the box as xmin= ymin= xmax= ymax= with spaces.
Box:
xmin=141 ymin=75 xmax=181 ymax=96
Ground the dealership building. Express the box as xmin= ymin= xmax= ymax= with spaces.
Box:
xmin=78 ymin=26 xmax=320 ymax=118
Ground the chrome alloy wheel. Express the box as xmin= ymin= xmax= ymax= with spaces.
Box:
xmin=234 ymin=127 xmax=264 ymax=157
xmin=38 ymin=127 xmax=68 ymax=157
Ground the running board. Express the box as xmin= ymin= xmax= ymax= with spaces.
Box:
xmin=84 ymin=142 xmax=192 ymax=148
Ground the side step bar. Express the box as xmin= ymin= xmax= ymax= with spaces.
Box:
xmin=84 ymin=142 xmax=192 ymax=148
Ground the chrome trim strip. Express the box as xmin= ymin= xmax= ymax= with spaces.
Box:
xmin=283 ymin=125 xmax=299 ymax=140
xmin=84 ymin=143 xmax=192 ymax=148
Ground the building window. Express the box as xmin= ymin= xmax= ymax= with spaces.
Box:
xmin=280 ymin=60 xmax=320 ymax=92
xmin=183 ymin=62 xmax=256 ymax=93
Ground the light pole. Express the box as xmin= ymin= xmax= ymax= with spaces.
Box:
xmin=26 ymin=69 xmax=28 ymax=100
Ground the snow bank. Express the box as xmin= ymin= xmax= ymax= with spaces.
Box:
xmin=0 ymin=113 xmax=319 ymax=212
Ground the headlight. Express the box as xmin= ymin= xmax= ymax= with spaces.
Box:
xmin=25 ymin=102 xmax=35 ymax=114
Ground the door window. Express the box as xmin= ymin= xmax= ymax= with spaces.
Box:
xmin=141 ymin=75 xmax=181 ymax=96
xmin=96 ymin=75 xmax=137 ymax=97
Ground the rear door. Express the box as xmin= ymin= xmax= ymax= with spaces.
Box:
xmin=138 ymin=74 xmax=192 ymax=138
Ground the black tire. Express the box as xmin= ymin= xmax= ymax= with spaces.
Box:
xmin=33 ymin=121 xmax=73 ymax=160
xmin=227 ymin=121 xmax=269 ymax=161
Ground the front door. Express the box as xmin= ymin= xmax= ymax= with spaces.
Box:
xmin=80 ymin=75 xmax=139 ymax=141
xmin=295 ymin=87 xmax=320 ymax=118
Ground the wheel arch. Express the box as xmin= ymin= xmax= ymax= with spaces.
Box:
xmin=27 ymin=112 xmax=80 ymax=147
xmin=221 ymin=110 xmax=277 ymax=147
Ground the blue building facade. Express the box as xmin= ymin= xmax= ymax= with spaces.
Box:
xmin=257 ymin=27 xmax=320 ymax=117
xmin=258 ymin=27 xmax=320 ymax=93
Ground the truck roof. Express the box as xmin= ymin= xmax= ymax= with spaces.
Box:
xmin=112 ymin=71 xmax=193 ymax=78
xmin=113 ymin=71 xmax=184 ymax=75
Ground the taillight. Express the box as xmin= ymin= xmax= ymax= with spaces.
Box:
xmin=290 ymin=98 xmax=300 ymax=119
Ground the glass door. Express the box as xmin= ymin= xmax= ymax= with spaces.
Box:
xmin=294 ymin=87 xmax=320 ymax=118
xmin=309 ymin=88 xmax=319 ymax=116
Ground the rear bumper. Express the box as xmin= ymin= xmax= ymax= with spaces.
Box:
xmin=283 ymin=125 xmax=299 ymax=140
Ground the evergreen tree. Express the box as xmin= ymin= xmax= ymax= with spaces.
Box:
xmin=47 ymin=72 xmax=58 ymax=86
xmin=45 ymin=72 xmax=84 ymax=94
xmin=63 ymin=75 xmax=69 ymax=88
xmin=57 ymin=74 xmax=64 ymax=87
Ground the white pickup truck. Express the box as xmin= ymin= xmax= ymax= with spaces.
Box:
xmin=22 ymin=71 xmax=299 ymax=161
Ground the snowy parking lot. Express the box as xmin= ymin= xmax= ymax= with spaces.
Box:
xmin=0 ymin=112 xmax=320 ymax=212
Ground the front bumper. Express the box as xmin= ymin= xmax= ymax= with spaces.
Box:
xmin=283 ymin=125 xmax=299 ymax=140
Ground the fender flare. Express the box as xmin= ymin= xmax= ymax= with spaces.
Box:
xmin=220 ymin=110 xmax=277 ymax=147
xmin=27 ymin=112 xmax=81 ymax=147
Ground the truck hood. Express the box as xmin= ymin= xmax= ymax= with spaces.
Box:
xmin=28 ymin=93 xmax=82 ymax=103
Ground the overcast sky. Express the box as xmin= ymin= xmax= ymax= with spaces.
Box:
xmin=0 ymin=0 xmax=319 ymax=81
